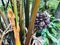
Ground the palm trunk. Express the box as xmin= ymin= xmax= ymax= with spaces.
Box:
xmin=25 ymin=0 xmax=40 ymax=45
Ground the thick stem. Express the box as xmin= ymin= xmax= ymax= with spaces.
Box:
xmin=13 ymin=27 xmax=21 ymax=45
xmin=8 ymin=9 xmax=21 ymax=45
xmin=25 ymin=0 xmax=40 ymax=45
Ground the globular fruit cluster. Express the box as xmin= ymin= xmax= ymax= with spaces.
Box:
xmin=34 ymin=13 xmax=50 ymax=30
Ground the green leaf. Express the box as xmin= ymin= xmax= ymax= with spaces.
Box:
xmin=49 ymin=22 xmax=59 ymax=31
xmin=54 ymin=23 xmax=60 ymax=29
xmin=46 ymin=30 xmax=59 ymax=45
xmin=57 ymin=0 xmax=60 ymax=2
xmin=43 ymin=37 xmax=49 ymax=45
xmin=8 ymin=1 xmax=12 ymax=8
xmin=52 ymin=19 xmax=60 ymax=23
xmin=41 ymin=28 xmax=47 ymax=37
xmin=47 ymin=23 xmax=58 ymax=37
xmin=47 ymin=0 xmax=59 ymax=10
xmin=51 ymin=28 xmax=58 ymax=36
xmin=36 ymin=30 xmax=42 ymax=37
xmin=40 ymin=0 xmax=45 ymax=9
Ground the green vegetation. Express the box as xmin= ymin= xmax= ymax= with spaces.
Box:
xmin=0 ymin=0 xmax=60 ymax=45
